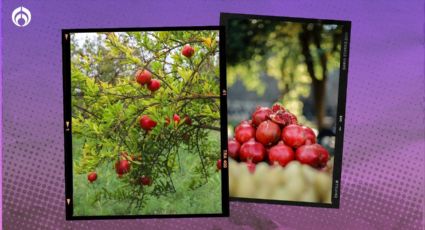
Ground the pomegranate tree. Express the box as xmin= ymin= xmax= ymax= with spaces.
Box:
xmin=71 ymin=30 xmax=223 ymax=214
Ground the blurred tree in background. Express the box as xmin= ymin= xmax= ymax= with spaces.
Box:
xmin=226 ymin=18 xmax=342 ymax=130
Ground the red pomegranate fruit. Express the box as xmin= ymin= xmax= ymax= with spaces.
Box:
xmin=239 ymin=138 xmax=266 ymax=163
xmin=246 ymin=161 xmax=256 ymax=173
xmin=140 ymin=175 xmax=152 ymax=186
xmin=235 ymin=120 xmax=256 ymax=143
xmin=182 ymin=44 xmax=195 ymax=58
xmin=302 ymin=126 xmax=317 ymax=144
xmin=251 ymin=106 xmax=273 ymax=126
xmin=228 ymin=138 xmax=241 ymax=160
xmin=282 ymin=124 xmax=306 ymax=148
xmin=135 ymin=69 xmax=152 ymax=85
xmin=115 ymin=159 xmax=131 ymax=176
xmin=217 ymin=159 xmax=222 ymax=170
xmin=268 ymin=141 xmax=295 ymax=167
xmin=173 ymin=114 xmax=180 ymax=124
xmin=184 ymin=115 xmax=192 ymax=125
xmin=295 ymin=144 xmax=330 ymax=169
xmin=285 ymin=112 xmax=298 ymax=125
xmin=255 ymin=120 xmax=281 ymax=146
xmin=269 ymin=111 xmax=287 ymax=126
xmin=87 ymin=172 xmax=97 ymax=183
xmin=269 ymin=111 xmax=298 ymax=126
xmin=271 ymin=103 xmax=286 ymax=113
xmin=139 ymin=115 xmax=157 ymax=131
xmin=147 ymin=79 xmax=161 ymax=92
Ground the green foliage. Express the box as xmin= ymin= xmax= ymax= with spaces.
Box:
xmin=71 ymin=30 xmax=222 ymax=215
xmin=73 ymin=134 xmax=222 ymax=215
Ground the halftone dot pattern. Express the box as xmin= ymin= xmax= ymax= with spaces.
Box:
xmin=2 ymin=0 xmax=424 ymax=230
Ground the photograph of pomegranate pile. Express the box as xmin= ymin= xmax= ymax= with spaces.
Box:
xmin=228 ymin=103 xmax=333 ymax=203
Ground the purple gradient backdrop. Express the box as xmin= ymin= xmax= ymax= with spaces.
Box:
xmin=2 ymin=0 xmax=424 ymax=229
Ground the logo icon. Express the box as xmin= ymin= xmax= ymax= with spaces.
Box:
xmin=12 ymin=6 xmax=31 ymax=27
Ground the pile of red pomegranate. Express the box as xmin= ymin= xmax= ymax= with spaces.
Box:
xmin=228 ymin=103 xmax=330 ymax=172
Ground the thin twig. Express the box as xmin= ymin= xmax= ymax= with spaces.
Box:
xmin=195 ymin=128 xmax=209 ymax=183
xmin=74 ymin=105 xmax=101 ymax=119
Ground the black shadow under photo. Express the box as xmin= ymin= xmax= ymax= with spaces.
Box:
xmin=63 ymin=26 xmax=229 ymax=219
xmin=221 ymin=13 xmax=350 ymax=208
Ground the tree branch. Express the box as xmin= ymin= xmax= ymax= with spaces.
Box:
xmin=74 ymin=104 xmax=101 ymax=119
xmin=100 ymin=91 xmax=153 ymax=100
xmin=175 ymin=95 xmax=220 ymax=102
xmin=299 ymin=25 xmax=317 ymax=81
xmin=181 ymin=49 xmax=213 ymax=93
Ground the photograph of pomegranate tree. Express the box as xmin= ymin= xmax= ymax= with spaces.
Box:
xmin=68 ymin=29 xmax=225 ymax=217
xmin=224 ymin=15 xmax=347 ymax=206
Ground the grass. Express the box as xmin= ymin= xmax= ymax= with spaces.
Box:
xmin=72 ymin=132 xmax=222 ymax=216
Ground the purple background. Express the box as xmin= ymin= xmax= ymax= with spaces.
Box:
xmin=2 ymin=0 xmax=424 ymax=229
